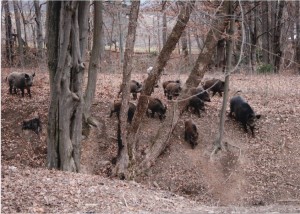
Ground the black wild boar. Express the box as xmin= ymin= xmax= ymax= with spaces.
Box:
xmin=185 ymin=96 xmax=205 ymax=117
xmin=162 ymin=80 xmax=180 ymax=96
xmin=22 ymin=117 xmax=42 ymax=135
xmin=118 ymin=80 xmax=143 ymax=100
xmin=203 ymin=78 xmax=225 ymax=97
xmin=7 ymin=72 xmax=35 ymax=97
xmin=146 ymin=97 xmax=167 ymax=120
xmin=109 ymin=101 xmax=136 ymax=123
xmin=184 ymin=120 xmax=199 ymax=149
xmin=229 ymin=96 xmax=261 ymax=136
xmin=189 ymin=87 xmax=211 ymax=102
xmin=165 ymin=82 xmax=182 ymax=100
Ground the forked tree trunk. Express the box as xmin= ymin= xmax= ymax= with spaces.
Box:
xmin=47 ymin=1 xmax=88 ymax=172
xmin=13 ymin=0 xmax=24 ymax=66
xmin=132 ymin=1 xmax=229 ymax=176
xmin=123 ymin=2 xmax=196 ymax=178
xmin=34 ymin=0 xmax=44 ymax=57
xmin=113 ymin=0 xmax=140 ymax=179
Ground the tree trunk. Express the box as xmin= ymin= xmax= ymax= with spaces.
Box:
xmin=273 ymin=0 xmax=285 ymax=73
xmin=18 ymin=1 xmax=28 ymax=47
xmin=34 ymin=0 xmax=44 ymax=58
xmin=249 ymin=2 xmax=257 ymax=73
xmin=47 ymin=1 xmax=88 ymax=172
xmin=78 ymin=1 xmax=90 ymax=62
xmin=134 ymin=1 xmax=229 ymax=176
xmin=162 ymin=1 xmax=167 ymax=46
xmin=13 ymin=0 xmax=24 ymax=66
xmin=261 ymin=1 xmax=270 ymax=64
xmin=118 ymin=9 xmax=124 ymax=64
xmin=4 ymin=0 xmax=14 ymax=65
xmin=83 ymin=1 xmax=103 ymax=121
xmin=125 ymin=2 xmax=196 ymax=177
xmin=295 ymin=1 xmax=300 ymax=73
xmin=213 ymin=1 xmax=234 ymax=154
xmin=181 ymin=29 xmax=189 ymax=69
xmin=113 ymin=0 xmax=140 ymax=179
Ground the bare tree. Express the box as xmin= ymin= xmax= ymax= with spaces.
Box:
xmin=3 ymin=0 xmax=14 ymax=65
xmin=113 ymin=2 xmax=196 ymax=179
xmin=18 ymin=0 xmax=28 ymax=47
xmin=34 ymin=0 xmax=43 ymax=57
xmin=13 ymin=0 xmax=24 ymax=66
xmin=47 ymin=1 xmax=89 ymax=172
xmin=261 ymin=1 xmax=270 ymax=64
xmin=213 ymin=1 xmax=235 ymax=154
xmin=162 ymin=0 xmax=167 ymax=46
xmin=83 ymin=1 xmax=104 ymax=123
xmin=113 ymin=0 xmax=141 ymax=179
xmin=273 ymin=0 xmax=285 ymax=73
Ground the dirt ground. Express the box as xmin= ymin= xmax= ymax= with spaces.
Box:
xmin=1 ymin=66 xmax=300 ymax=212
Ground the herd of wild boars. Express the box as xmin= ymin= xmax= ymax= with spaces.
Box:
xmin=110 ymin=76 xmax=261 ymax=149
xmin=5 ymin=70 xmax=261 ymax=146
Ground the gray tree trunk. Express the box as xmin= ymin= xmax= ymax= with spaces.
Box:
xmin=18 ymin=1 xmax=28 ymax=47
xmin=162 ymin=1 xmax=167 ymax=47
xmin=113 ymin=0 xmax=140 ymax=179
xmin=13 ymin=0 xmax=24 ymax=66
xmin=4 ymin=0 xmax=13 ymax=65
xmin=249 ymin=2 xmax=257 ymax=73
xmin=295 ymin=1 xmax=300 ymax=73
xmin=261 ymin=1 xmax=270 ymax=64
xmin=273 ymin=0 xmax=285 ymax=73
xmin=118 ymin=8 xmax=124 ymax=64
xmin=34 ymin=0 xmax=43 ymax=58
xmin=83 ymin=1 xmax=104 ymax=122
xmin=47 ymin=1 xmax=88 ymax=172
xmin=213 ymin=1 xmax=234 ymax=154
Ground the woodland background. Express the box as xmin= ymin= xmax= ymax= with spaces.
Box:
xmin=1 ymin=1 xmax=300 ymax=213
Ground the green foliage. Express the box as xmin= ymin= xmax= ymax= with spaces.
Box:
xmin=257 ymin=63 xmax=274 ymax=74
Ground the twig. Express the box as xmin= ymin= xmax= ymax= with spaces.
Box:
xmin=122 ymin=193 xmax=128 ymax=207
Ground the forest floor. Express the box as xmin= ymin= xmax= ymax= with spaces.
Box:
xmin=1 ymin=66 xmax=300 ymax=213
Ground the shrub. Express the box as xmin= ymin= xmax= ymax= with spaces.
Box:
xmin=257 ymin=63 xmax=274 ymax=74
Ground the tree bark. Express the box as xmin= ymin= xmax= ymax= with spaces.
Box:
xmin=13 ymin=0 xmax=24 ymax=66
xmin=47 ymin=1 xmax=87 ymax=172
xmin=4 ymin=0 xmax=14 ymax=65
xmin=34 ymin=0 xmax=44 ymax=58
xmin=162 ymin=1 xmax=167 ymax=46
xmin=113 ymin=0 xmax=140 ymax=179
xmin=273 ymin=0 xmax=284 ymax=73
xmin=213 ymin=1 xmax=234 ymax=154
xmin=18 ymin=1 xmax=28 ymax=47
xmin=295 ymin=1 xmax=300 ymax=73
xmin=261 ymin=1 xmax=270 ymax=64
xmin=83 ymin=1 xmax=104 ymax=121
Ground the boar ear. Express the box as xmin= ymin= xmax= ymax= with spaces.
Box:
xmin=32 ymin=72 xmax=35 ymax=77
xmin=256 ymin=114 xmax=261 ymax=119
xmin=25 ymin=74 xmax=30 ymax=79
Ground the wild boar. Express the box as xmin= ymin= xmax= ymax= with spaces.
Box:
xmin=7 ymin=72 xmax=35 ymax=98
xmin=184 ymin=120 xmax=199 ymax=149
xmin=22 ymin=117 xmax=42 ymax=135
xmin=109 ymin=101 xmax=136 ymax=123
xmin=185 ymin=96 xmax=205 ymax=117
xmin=162 ymin=80 xmax=180 ymax=96
xmin=203 ymin=78 xmax=225 ymax=97
xmin=118 ymin=80 xmax=143 ymax=100
xmin=229 ymin=96 xmax=261 ymax=137
xmin=146 ymin=97 xmax=167 ymax=120
xmin=189 ymin=87 xmax=211 ymax=102
xmin=165 ymin=82 xmax=182 ymax=100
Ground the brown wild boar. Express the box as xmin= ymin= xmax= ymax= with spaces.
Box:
xmin=7 ymin=72 xmax=35 ymax=97
xmin=184 ymin=120 xmax=199 ymax=149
